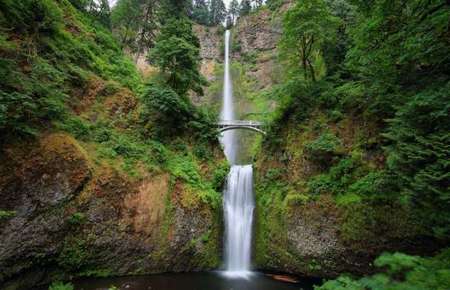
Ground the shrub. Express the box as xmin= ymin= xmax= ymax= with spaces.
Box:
xmin=0 ymin=56 xmax=67 ymax=137
xmin=305 ymin=131 xmax=343 ymax=170
xmin=56 ymin=116 xmax=91 ymax=140
xmin=211 ymin=160 xmax=230 ymax=191
xmin=305 ymin=132 xmax=342 ymax=161
xmin=0 ymin=0 xmax=63 ymax=35
xmin=140 ymin=82 xmax=193 ymax=137
xmin=58 ymin=238 xmax=87 ymax=271
xmin=317 ymin=249 xmax=450 ymax=290
xmin=48 ymin=281 xmax=74 ymax=290
xmin=385 ymin=84 xmax=450 ymax=238
xmin=0 ymin=210 xmax=16 ymax=220
xmin=68 ymin=212 xmax=86 ymax=225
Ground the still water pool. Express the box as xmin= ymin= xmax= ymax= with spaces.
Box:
xmin=71 ymin=271 xmax=320 ymax=290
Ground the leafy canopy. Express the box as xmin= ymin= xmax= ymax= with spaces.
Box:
xmin=280 ymin=0 xmax=340 ymax=81
xmin=149 ymin=17 xmax=206 ymax=96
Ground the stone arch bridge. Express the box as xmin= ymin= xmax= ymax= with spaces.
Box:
xmin=216 ymin=120 xmax=266 ymax=135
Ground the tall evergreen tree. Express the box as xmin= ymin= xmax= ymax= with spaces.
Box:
xmin=240 ymin=0 xmax=252 ymax=16
xmin=111 ymin=0 xmax=159 ymax=57
xmin=97 ymin=0 xmax=112 ymax=28
xmin=209 ymin=0 xmax=227 ymax=25
xmin=253 ymin=0 xmax=264 ymax=8
xmin=191 ymin=0 xmax=210 ymax=25
xmin=149 ymin=0 xmax=205 ymax=95
xmin=280 ymin=0 xmax=339 ymax=81
xmin=229 ymin=0 xmax=240 ymax=22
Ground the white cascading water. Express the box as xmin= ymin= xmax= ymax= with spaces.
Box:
xmin=220 ymin=30 xmax=255 ymax=278
xmin=223 ymin=165 xmax=254 ymax=277
xmin=220 ymin=30 xmax=236 ymax=163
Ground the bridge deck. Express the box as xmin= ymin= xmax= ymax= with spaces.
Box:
xmin=216 ymin=120 xmax=263 ymax=127
xmin=216 ymin=120 xmax=266 ymax=135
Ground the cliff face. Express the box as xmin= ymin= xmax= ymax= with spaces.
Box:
xmin=191 ymin=25 xmax=223 ymax=107
xmin=0 ymin=115 xmax=223 ymax=290
xmin=252 ymin=113 xmax=436 ymax=277
xmin=0 ymin=131 xmax=223 ymax=289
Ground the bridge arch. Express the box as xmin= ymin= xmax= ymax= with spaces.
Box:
xmin=218 ymin=125 xmax=266 ymax=135
xmin=216 ymin=120 xmax=266 ymax=135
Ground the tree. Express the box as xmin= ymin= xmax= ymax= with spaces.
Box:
xmin=346 ymin=0 xmax=450 ymax=117
xmin=209 ymin=0 xmax=227 ymax=25
xmin=240 ymin=0 xmax=252 ymax=16
xmin=159 ymin=0 xmax=191 ymax=20
xmin=68 ymin=0 xmax=90 ymax=10
xmin=225 ymin=15 xmax=233 ymax=28
xmin=149 ymin=17 xmax=206 ymax=96
xmin=191 ymin=0 xmax=210 ymax=25
xmin=96 ymin=0 xmax=112 ymax=29
xmin=111 ymin=0 xmax=159 ymax=58
xmin=344 ymin=0 xmax=450 ymax=237
xmin=111 ymin=0 xmax=142 ymax=49
xmin=253 ymin=0 xmax=264 ymax=8
xmin=280 ymin=0 xmax=339 ymax=81
xmin=229 ymin=0 xmax=240 ymax=22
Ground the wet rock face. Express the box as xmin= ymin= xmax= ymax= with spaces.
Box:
xmin=194 ymin=25 xmax=222 ymax=61
xmin=234 ymin=10 xmax=282 ymax=56
xmin=0 ymin=134 xmax=91 ymax=216
xmin=0 ymin=134 xmax=91 ymax=284
xmin=232 ymin=10 xmax=283 ymax=92
xmin=0 ymin=134 xmax=220 ymax=289
xmin=281 ymin=197 xmax=361 ymax=277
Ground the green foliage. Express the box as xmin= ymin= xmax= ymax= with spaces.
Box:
xmin=0 ymin=210 xmax=16 ymax=220
xmin=139 ymin=81 xmax=215 ymax=140
xmin=385 ymin=83 xmax=450 ymax=237
xmin=211 ymin=160 xmax=230 ymax=191
xmin=140 ymin=83 xmax=193 ymax=135
xmin=56 ymin=116 xmax=91 ymax=140
xmin=149 ymin=17 xmax=206 ymax=96
xmin=305 ymin=132 xmax=342 ymax=166
xmin=269 ymin=0 xmax=450 ymax=243
xmin=316 ymin=249 xmax=450 ymax=290
xmin=0 ymin=55 xmax=67 ymax=137
xmin=0 ymin=0 xmax=63 ymax=35
xmin=68 ymin=212 xmax=87 ymax=225
xmin=111 ymin=0 xmax=157 ymax=54
xmin=346 ymin=0 xmax=450 ymax=118
xmin=0 ymin=0 xmax=140 ymax=138
xmin=241 ymin=51 xmax=258 ymax=65
xmin=285 ymin=193 xmax=310 ymax=206
xmin=280 ymin=0 xmax=340 ymax=81
xmin=266 ymin=0 xmax=284 ymax=11
xmin=48 ymin=281 xmax=74 ymax=290
xmin=192 ymin=0 xmax=227 ymax=26
xmin=264 ymin=79 xmax=314 ymax=147
xmin=58 ymin=238 xmax=87 ymax=271
xmin=307 ymin=156 xmax=359 ymax=195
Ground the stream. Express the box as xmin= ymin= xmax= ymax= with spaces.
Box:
xmin=70 ymin=272 xmax=319 ymax=290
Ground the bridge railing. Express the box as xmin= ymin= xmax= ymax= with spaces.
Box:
xmin=216 ymin=120 xmax=263 ymax=127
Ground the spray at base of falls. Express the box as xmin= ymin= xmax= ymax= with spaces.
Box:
xmin=220 ymin=30 xmax=255 ymax=278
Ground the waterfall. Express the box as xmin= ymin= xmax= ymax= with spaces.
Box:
xmin=220 ymin=30 xmax=254 ymax=278
xmin=220 ymin=30 xmax=236 ymax=164
xmin=223 ymin=165 xmax=255 ymax=276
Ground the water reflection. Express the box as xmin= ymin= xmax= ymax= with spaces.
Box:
xmin=73 ymin=271 xmax=320 ymax=290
